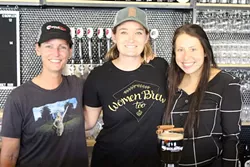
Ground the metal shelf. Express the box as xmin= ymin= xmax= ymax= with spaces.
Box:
xmin=0 ymin=0 xmax=194 ymax=9
xmin=218 ymin=64 xmax=250 ymax=68
xmin=197 ymin=3 xmax=250 ymax=9
xmin=242 ymin=121 xmax=250 ymax=126
xmin=45 ymin=1 xmax=193 ymax=9
xmin=0 ymin=0 xmax=41 ymax=6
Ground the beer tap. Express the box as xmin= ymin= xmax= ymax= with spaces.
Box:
xmin=97 ymin=28 xmax=104 ymax=65
xmin=87 ymin=27 xmax=94 ymax=73
xmin=150 ymin=29 xmax=159 ymax=56
xmin=69 ymin=27 xmax=76 ymax=75
xmin=76 ymin=27 xmax=84 ymax=77
xmin=105 ymin=28 xmax=112 ymax=51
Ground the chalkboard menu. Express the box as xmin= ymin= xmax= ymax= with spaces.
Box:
xmin=0 ymin=11 xmax=20 ymax=87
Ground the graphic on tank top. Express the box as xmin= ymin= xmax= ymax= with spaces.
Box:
xmin=32 ymin=97 xmax=81 ymax=136
xmin=108 ymin=80 xmax=166 ymax=122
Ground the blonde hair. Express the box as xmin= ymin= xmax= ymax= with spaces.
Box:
xmin=105 ymin=29 xmax=154 ymax=63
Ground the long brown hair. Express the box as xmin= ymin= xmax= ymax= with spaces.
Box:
xmin=105 ymin=24 xmax=153 ymax=63
xmin=165 ymin=24 xmax=217 ymax=136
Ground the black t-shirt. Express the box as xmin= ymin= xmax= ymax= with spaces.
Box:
xmin=84 ymin=57 xmax=169 ymax=167
xmin=1 ymin=76 xmax=88 ymax=167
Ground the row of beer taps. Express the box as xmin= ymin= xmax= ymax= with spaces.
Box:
xmin=65 ymin=27 xmax=159 ymax=77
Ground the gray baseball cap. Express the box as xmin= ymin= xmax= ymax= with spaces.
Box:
xmin=113 ymin=7 xmax=149 ymax=32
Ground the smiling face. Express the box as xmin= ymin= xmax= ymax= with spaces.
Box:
xmin=112 ymin=21 xmax=149 ymax=58
xmin=35 ymin=39 xmax=72 ymax=74
xmin=175 ymin=33 xmax=205 ymax=76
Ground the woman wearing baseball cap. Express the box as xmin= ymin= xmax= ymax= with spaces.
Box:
xmin=1 ymin=21 xmax=88 ymax=167
xmin=84 ymin=7 xmax=169 ymax=167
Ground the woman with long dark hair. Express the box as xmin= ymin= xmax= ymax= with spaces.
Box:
xmin=165 ymin=24 xmax=241 ymax=167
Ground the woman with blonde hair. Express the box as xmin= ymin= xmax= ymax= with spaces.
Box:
xmin=84 ymin=7 xmax=169 ymax=167
xmin=1 ymin=21 xmax=88 ymax=167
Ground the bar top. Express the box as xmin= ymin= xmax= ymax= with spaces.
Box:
xmin=0 ymin=139 xmax=94 ymax=150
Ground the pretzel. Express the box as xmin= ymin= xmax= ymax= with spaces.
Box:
xmin=156 ymin=129 xmax=163 ymax=135
xmin=157 ymin=125 xmax=174 ymax=130
xmin=166 ymin=128 xmax=184 ymax=133
xmin=156 ymin=125 xmax=174 ymax=135
xmin=156 ymin=126 xmax=184 ymax=135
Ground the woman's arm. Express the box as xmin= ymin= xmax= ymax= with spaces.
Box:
xmin=0 ymin=137 xmax=20 ymax=167
xmin=220 ymin=77 xmax=241 ymax=167
xmin=84 ymin=106 xmax=102 ymax=130
xmin=82 ymin=68 xmax=103 ymax=130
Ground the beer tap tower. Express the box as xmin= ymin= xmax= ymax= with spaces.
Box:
xmin=87 ymin=27 xmax=94 ymax=73
xmin=150 ymin=29 xmax=159 ymax=56
xmin=97 ymin=28 xmax=104 ymax=65
xmin=76 ymin=27 xmax=85 ymax=77
xmin=69 ymin=27 xmax=76 ymax=75
xmin=105 ymin=28 xmax=112 ymax=52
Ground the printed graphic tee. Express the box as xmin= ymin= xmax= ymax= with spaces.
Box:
xmin=1 ymin=76 xmax=88 ymax=167
xmin=84 ymin=57 xmax=168 ymax=167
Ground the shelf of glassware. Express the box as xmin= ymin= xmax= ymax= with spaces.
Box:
xmin=197 ymin=3 xmax=250 ymax=9
xmin=218 ymin=64 xmax=250 ymax=68
xmin=45 ymin=0 xmax=193 ymax=9
xmin=0 ymin=0 xmax=40 ymax=6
